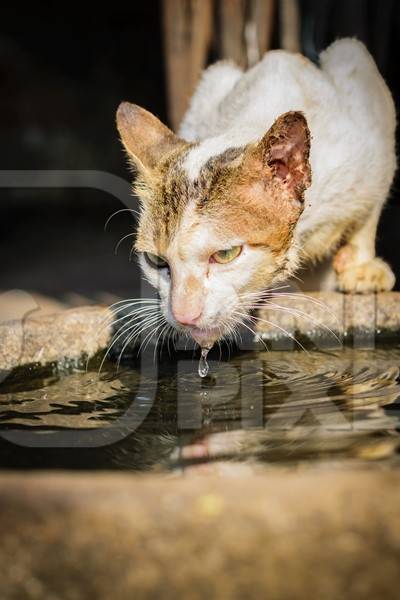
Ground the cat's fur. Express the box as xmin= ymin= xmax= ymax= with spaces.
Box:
xmin=117 ymin=39 xmax=396 ymax=347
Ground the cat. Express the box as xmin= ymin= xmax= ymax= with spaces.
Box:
xmin=116 ymin=38 xmax=396 ymax=349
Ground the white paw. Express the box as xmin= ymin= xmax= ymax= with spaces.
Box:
xmin=336 ymin=258 xmax=395 ymax=293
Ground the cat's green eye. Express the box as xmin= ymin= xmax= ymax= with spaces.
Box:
xmin=211 ymin=245 xmax=242 ymax=264
xmin=144 ymin=252 xmax=169 ymax=269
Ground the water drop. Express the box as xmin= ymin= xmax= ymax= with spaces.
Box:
xmin=198 ymin=347 xmax=210 ymax=378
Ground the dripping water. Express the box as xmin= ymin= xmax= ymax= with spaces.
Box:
xmin=198 ymin=347 xmax=210 ymax=378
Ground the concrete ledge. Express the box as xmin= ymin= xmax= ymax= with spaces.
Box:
xmin=0 ymin=469 xmax=399 ymax=599
xmin=257 ymin=291 xmax=400 ymax=343
xmin=0 ymin=306 xmax=111 ymax=373
xmin=1 ymin=292 xmax=400 ymax=372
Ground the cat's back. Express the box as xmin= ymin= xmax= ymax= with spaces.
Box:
xmin=181 ymin=40 xmax=393 ymax=141
xmin=180 ymin=47 xmax=336 ymax=143
xmin=180 ymin=39 xmax=395 ymax=196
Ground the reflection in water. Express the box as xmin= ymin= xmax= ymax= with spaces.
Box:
xmin=0 ymin=348 xmax=399 ymax=471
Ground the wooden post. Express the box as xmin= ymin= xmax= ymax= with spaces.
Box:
xmin=280 ymin=0 xmax=301 ymax=53
xmin=245 ymin=0 xmax=275 ymax=67
xmin=162 ymin=0 xmax=213 ymax=131
xmin=220 ymin=0 xmax=247 ymax=67
xmin=252 ymin=0 xmax=275 ymax=57
xmin=162 ymin=0 xmax=281 ymax=132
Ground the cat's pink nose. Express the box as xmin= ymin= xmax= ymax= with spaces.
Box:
xmin=172 ymin=309 xmax=201 ymax=326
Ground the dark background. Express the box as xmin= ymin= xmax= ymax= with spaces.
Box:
xmin=1 ymin=0 xmax=399 ymax=302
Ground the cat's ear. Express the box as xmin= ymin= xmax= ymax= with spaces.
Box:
xmin=116 ymin=102 xmax=185 ymax=173
xmin=247 ymin=111 xmax=311 ymax=202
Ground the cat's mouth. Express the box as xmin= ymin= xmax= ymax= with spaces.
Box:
xmin=188 ymin=326 xmax=222 ymax=348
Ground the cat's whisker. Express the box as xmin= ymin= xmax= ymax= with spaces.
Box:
xmin=114 ymin=318 xmax=155 ymax=367
xmin=261 ymin=301 xmax=341 ymax=343
xmin=116 ymin=330 xmax=139 ymax=369
xmin=137 ymin=318 xmax=166 ymax=357
xmin=218 ymin=318 xmax=235 ymax=358
xmin=104 ymin=297 xmax=160 ymax=312
xmin=223 ymin=314 xmax=243 ymax=347
xmin=104 ymin=208 xmax=140 ymax=232
xmin=98 ymin=303 xmax=161 ymax=337
xmin=239 ymin=285 xmax=291 ymax=300
xmin=228 ymin=311 xmax=269 ymax=350
xmin=159 ymin=325 xmax=167 ymax=357
xmin=165 ymin=326 xmax=175 ymax=354
xmin=97 ymin=300 xmax=160 ymax=332
xmin=235 ymin=317 xmax=270 ymax=352
xmin=116 ymin=314 xmax=163 ymax=368
xmin=105 ymin=305 xmax=161 ymax=340
xmin=97 ymin=297 xmax=160 ymax=329
xmin=217 ymin=339 xmax=223 ymax=361
xmin=183 ymin=333 xmax=192 ymax=352
xmin=160 ymin=324 xmax=174 ymax=358
xmin=89 ymin=304 xmax=157 ymax=372
xmin=240 ymin=289 xmax=338 ymax=323
xmin=100 ymin=311 xmax=161 ymax=373
xmin=114 ymin=232 xmax=136 ymax=255
xmin=153 ymin=320 xmax=170 ymax=362
xmin=234 ymin=325 xmax=243 ymax=346
xmin=234 ymin=310 xmax=308 ymax=353
xmin=166 ymin=326 xmax=174 ymax=356
xmin=288 ymin=271 xmax=304 ymax=284
xmin=226 ymin=318 xmax=240 ymax=346
xmin=268 ymin=291 xmax=337 ymax=316
xmin=112 ymin=318 xmax=161 ymax=370
xmin=152 ymin=323 xmax=164 ymax=362
xmin=225 ymin=324 xmax=237 ymax=347
xmin=100 ymin=301 xmax=159 ymax=332
xmin=253 ymin=296 xmax=339 ymax=326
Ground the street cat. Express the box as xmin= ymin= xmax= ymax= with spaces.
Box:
xmin=117 ymin=38 xmax=396 ymax=348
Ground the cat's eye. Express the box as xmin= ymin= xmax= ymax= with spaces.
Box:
xmin=144 ymin=252 xmax=169 ymax=269
xmin=211 ymin=245 xmax=242 ymax=264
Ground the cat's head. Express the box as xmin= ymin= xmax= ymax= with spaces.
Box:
xmin=116 ymin=102 xmax=311 ymax=347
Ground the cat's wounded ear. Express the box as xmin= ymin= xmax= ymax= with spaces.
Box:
xmin=116 ymin=102 xmax=185 ymax=173
xmin=258 ymin=111 xmax=311 ymax=201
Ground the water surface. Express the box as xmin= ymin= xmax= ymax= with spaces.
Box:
xmin=0 ymin=347 xmax=399 ymax=472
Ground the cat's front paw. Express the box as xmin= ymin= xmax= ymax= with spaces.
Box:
xmin=336 ymin=258 xmax=395 ymax=293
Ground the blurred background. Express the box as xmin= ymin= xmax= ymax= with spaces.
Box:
xmin=1 ymin=0 xmax=399 ymax=312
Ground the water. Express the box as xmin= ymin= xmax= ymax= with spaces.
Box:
xmin=198 ymin=348 xmax=210 ymax=378
xmin=0 ymin=346 xmax=400 ymax=472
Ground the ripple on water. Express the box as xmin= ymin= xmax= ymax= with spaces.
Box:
xmin=0 ymin=347 xmax=399 ymax=471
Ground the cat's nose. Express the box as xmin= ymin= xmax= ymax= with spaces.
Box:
xmin=172 ymin=308 xmax=202 ymax=326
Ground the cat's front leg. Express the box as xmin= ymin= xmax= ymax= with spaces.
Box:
xmin=333 ymin=207 xmax=395 ymax=293
xmin=335 ymin=254 xmax=395 ymax=293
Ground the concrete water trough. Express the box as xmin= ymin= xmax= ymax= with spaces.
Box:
xmin=0 ymin=291 xmax=400 ymax=599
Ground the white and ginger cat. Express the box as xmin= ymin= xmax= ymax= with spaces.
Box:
xmin=117 ymin=39 xmax=396 ymax=348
